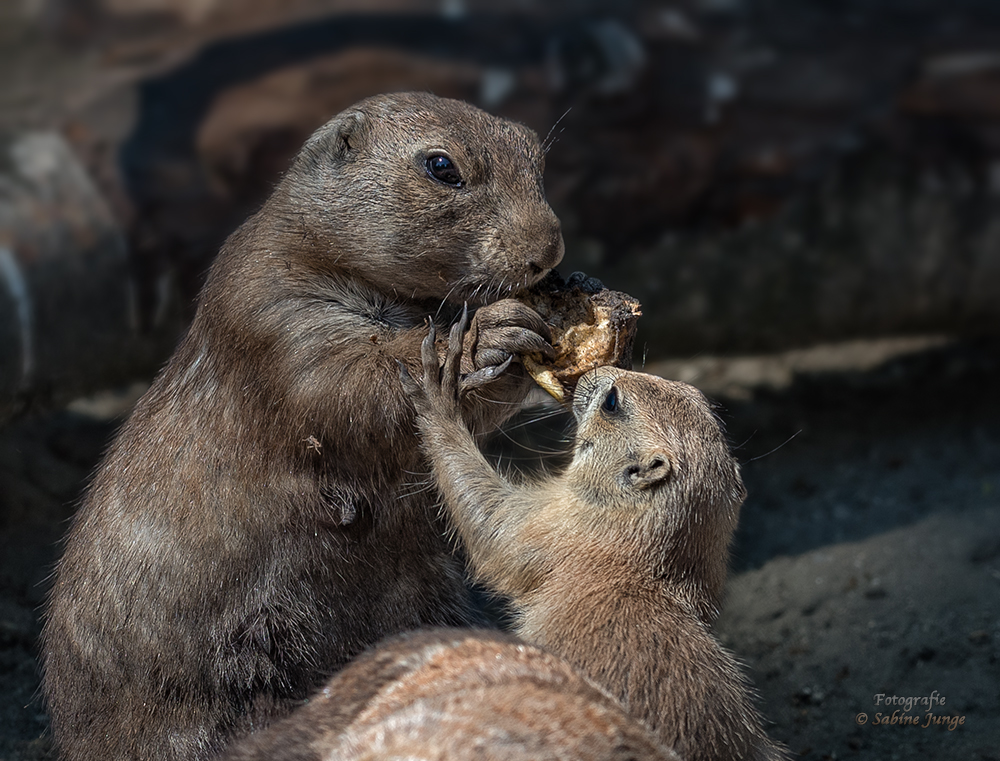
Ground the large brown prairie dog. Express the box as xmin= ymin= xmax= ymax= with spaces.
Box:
xmin=221 ymin=629 xmax=679 ymax=761
xmin=41 ymin=93 xmax=563 ymax=761
xmin=402 ymin=315 xmax=788 ymax=761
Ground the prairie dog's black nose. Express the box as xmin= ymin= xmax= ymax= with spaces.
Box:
xmin=529 ymin=218 xmax=565 ymax=273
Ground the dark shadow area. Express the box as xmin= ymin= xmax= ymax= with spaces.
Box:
xmin=122 ymin=12 xmax=553 ymax=185
xmin=726 ymin=335 xmax=1000 ymax=570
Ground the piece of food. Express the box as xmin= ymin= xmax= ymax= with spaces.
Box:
xmin=520 ymin=272 xmax=642 ymax=402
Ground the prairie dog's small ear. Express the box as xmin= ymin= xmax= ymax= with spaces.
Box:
xmin=306 ymin=110 xmax=368 ymax=161
xmin=333 ymin=110 xmax=367 ymax=156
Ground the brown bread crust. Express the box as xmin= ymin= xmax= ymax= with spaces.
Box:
xmin=520 ymin=271 xmax=641 ymax=401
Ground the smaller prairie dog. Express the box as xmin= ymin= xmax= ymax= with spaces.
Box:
xmin=221 ymin=628 xmax=678 ymax=761
xmin=401 ymin=312 xmax=788 ymax=761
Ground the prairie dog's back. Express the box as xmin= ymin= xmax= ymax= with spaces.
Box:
xmin=221 ymin=629 xmax=678 ymax=761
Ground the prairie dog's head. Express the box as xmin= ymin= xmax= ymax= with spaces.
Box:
xmin=565 ymin=367 xmax=745 ymax=597
xmin=278 ymin=92 xmax=564 ymax=303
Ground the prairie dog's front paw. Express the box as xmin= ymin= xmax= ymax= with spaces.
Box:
xmin=466 ymin=299 xmax=554 ymax=371
xmin=399 ymin=311 xmax=468 ymax=423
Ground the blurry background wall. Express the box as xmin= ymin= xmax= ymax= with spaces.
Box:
xmin=2 ymin=0 xmax=1000 ymax=414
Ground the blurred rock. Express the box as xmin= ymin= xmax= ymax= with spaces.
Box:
xmin=600 ymin=143 xmax=1000 ymax=355
xmin=0 ymin=131 xmax=182 ymax=423
xmin=195 ymin=48 xmax=483 ymax=205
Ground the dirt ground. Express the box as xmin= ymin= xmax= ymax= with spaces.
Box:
xmin=0 ymin=334 xmax=998 ymax=760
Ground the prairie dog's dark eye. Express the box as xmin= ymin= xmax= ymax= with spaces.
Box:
xmin=602 ymin=386 xmax=619 ymax=414
xmin=425 ymin=153 xmax=463 ymax=186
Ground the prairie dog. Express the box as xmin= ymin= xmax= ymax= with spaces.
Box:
xmin=41 ymin=93 xmax=563 ymax=761
xmin=221 ymin=628 xmax=679 ymax=761
xmin=401 ymin=314 xmax=788 ymax=761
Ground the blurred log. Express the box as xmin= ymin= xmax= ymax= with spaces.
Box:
xmin=0 ymin=131 xmax=182 ymax=423
xmin=577 ymin=141 xmax=1000 ymax=356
